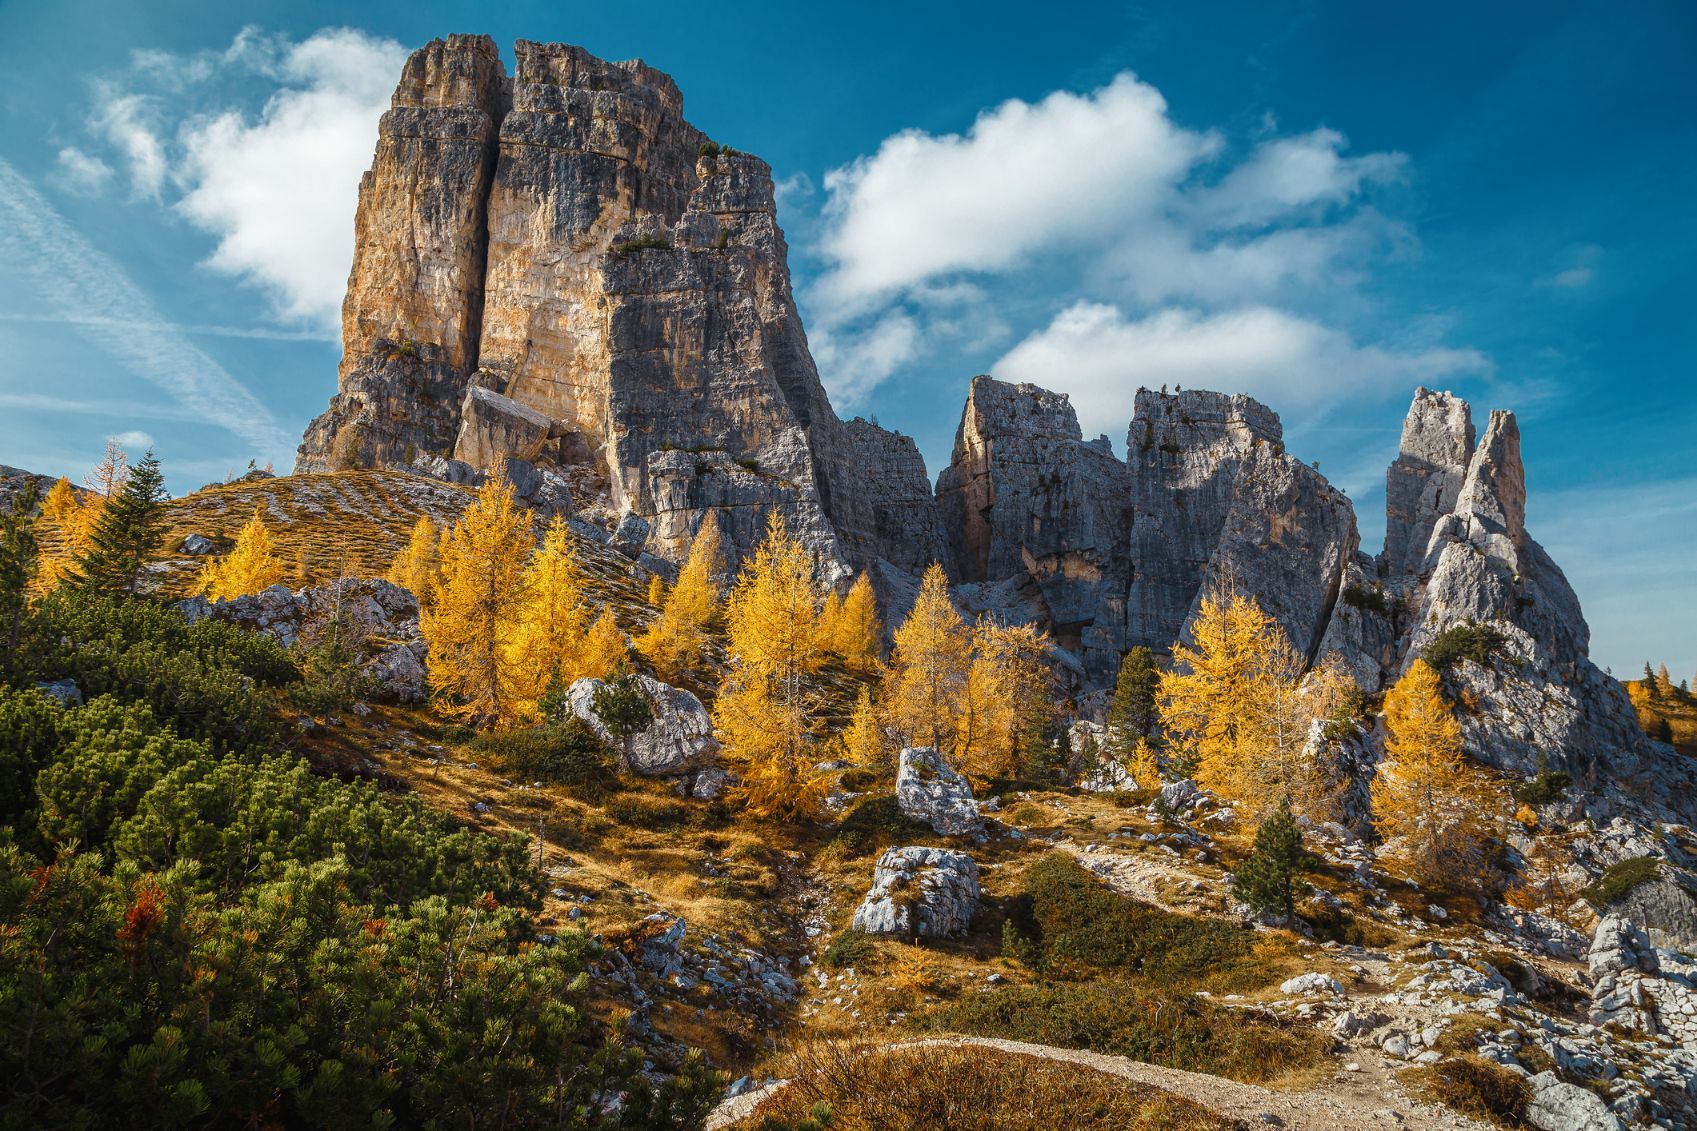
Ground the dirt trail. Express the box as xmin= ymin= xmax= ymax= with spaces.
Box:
xmin=706 ymin=1036 xmax=1491 ymax=1130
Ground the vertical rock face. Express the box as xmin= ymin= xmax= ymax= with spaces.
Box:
xmin=297 ymin=34 xmax=506 ymax=472
xmin=1382 ymin=387 xmax=1475 ymax=578
xmin=297 ymin=37 xmax=945 ymax=575
xmin=1122 ymin=389 xmax=1284 ymax=655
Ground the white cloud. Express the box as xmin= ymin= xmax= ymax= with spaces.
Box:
xmin=811 ymin=312 xmax=921 ymax=409
xmin=0 ymin=159 xmax=292 ymax=461
xmin=109 ymin=429 xmax=156 ymax=452
xmin=807 ymin=72 xmax=1418 ymax=404
xmin=992 ymin=302 xmax=1491 ymax=441
xmin=91 ymin=89 xmax=168 ymax=199
xmin=54 ymin=146 xmax=114 ymax=195
xmin=817 ymin=74 xmax=1216 ymax=312
xmin=174 ymin=28 xmax=407 ymax=328
xmin=1551 ymin=266 xmax=1593 ymax=289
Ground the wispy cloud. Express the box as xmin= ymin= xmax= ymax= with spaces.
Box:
xmin=0 ymin=311 xmax=336 ymax=342
xmin=53 ymin=146 xmax=114 ymax=195
xmin=0 ymin=159 xmax=293 ymax=460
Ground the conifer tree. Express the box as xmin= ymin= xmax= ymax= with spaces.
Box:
xmin=646 ymin=574 xmax=666 ymax=607
xmin=1107 ymin=646 xmax=1160 ymax=753
xmin=1656 ymin=663 xmax=1675 ymax=699
xmin=509 ymin=517 xmax=592 ymax=712
xmin=36 ymin=478 xmax=95 ymax=591
xmin=713 ymin=511 xmax=830 ymax=820
xmin=1644 ymin=662 xmax=1660 ymax=699
xmin=421 ymin=478 xmax=533 ymax=724
xmin=1157 ymin=589 xmax=1318 ymax=816
xmin=1371 ymin=658 xmax=1500 ymax=886
xmin=885 ymin=563 xmax=971 ymax=751
xmin=832 ymin=572 xmax=884 ymax=672
xmin=960 ymin=620 xmax=1051 ymax=780
xmin=197 ymin=506 xmax=284 ymax=600
xmin=579 ymin=609 xmax=630 ymax=683
xmin=839 ymin=685 xmax=884 ymax=767
xmin=1 ymin=481 xmax=40 ymax=665
xmin=590 ymin=667 xmax=654 ymax=765
xmin=1231 ymin=798 xmax=1310 ymax=921
xmin=1127 ymin=737 xmax=1161 ymax=790
xmin=637 ymin=516 xmax=723 ymax=681
xmin=385 ymin=515 xmax=440 ymax=607
xmin=70 ymin=450 xmax=167 ymax=597
xmin=85 ymin=438 xmax=130 ymax=497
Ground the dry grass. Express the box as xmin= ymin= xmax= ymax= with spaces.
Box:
xmin=733 ymin=1041 xmax=1237 ymax=1130
xmin=1401 ymin=1056 xmax=1531 ymax=1127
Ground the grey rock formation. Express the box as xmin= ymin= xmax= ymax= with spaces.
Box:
xmin=850 ymin=845 xmax=980 ymax=938
xmin=563 ymin=674 xmax=719 ymax=777
xmin=33 ymin=679 xmax=83 ymax=707
xmin=297 ymin=36 xmax=941 ymax=577
xmin=178 ymin=578 xmax=429 ymax=703
xmin=1526 ymin=1071 xmax=1624 ymax=1131
xmin=180 ymin=533 xmax=218 ymax=555
xmin=0 ymin=464 xmax=69 ymax=514
xmin=895 ymin=746 xmax=983 ymax=836
xmin=1383 ymin=387 xmax=1475 ymax=579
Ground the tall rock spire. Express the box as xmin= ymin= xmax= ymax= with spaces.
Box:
xmin=1382 ymin=386 xmax=1475 ymax=577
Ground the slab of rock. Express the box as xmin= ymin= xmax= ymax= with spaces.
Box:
xmin=895 ymin=747 xmax=982 ymax=836
xmin=564 ymin=674 xmax=719 ymax=776
xmin=180 ymin=533 xmax=218 ymax=555
xmin=1280 ymin=972 xmax=1345 ymax=996
xmin=1526 ymin=1071 xmax=1622 ymax=1131
xmin=1383 ymin=386 xmax=1475 ymax=579
xmin=850 ymin=846 xmax=980 ymax=938
xmin=454 ymin=386 xmax=551 ymax=470
xmin=33 ymin=679 xmax=83 ymax=707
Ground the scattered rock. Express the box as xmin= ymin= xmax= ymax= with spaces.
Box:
xmin=1281 ymin=973 xmax=1345 ymax=997
xmin=850 ymin=846 xmax=980 ymax=938
xmin=564 ymin=674 xmax=719 ymax=777
xmin=1526 ymin=1071 xmax=1623 ymax=1131
xmin=33 ymin=678 xmax=82 ymax=707
xmin=895 ymin=747 xmax=982 ymax=836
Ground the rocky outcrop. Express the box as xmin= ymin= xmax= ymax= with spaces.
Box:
xmin=298 ymin=37 xmax=941 ymax=577
xmin=895 ymin=747 xmax=982 ymax=837
xmin=1383 ymin=387 xmax=1475 ymax=579
xmin=563 ymin=673 xmax=719 ymax=777
xmin=298 ymin=35 xmax=507 ymax=472
xmin=850 ymin=845 xmax=981 ymax=938
xmin=178 ymin=578 xmax=428 ymax=703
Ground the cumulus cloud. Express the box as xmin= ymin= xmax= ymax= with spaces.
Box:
xmin=108 ymin=429 xmax=156 ymax=452
xmin=811 ymin=313 xmax=922 ymax=409
xmin=175 ymin=29 xmax=407 ymax=327
xmin=992 ymin=302 xmax=1491 ymax=441
xmin=77 ymin=27 xmax=406 ymax=330
xmin=807 ymin=71 xmax=1421 ymax=405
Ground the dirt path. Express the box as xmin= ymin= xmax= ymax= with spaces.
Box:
xmin=706 ymin=1036 xmax=1491 ymax=1130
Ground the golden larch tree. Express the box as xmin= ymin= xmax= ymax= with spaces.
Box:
xmin=713 ymin=511 xmax=830 ymax=820
xmin=509 ymin=517 xmax=592 ymax=712
xmin=646 ymin=574 xmax=667 ymax=607
xmin=837 ymin=684 xmax=885 ymax=768
xmin=1158 ymin=589 xmax=1322 ymax=818
xmin=35 ymin=477 xmax=97 ymax=592
xmin=1127 ymin=737 xmax=1162 ymax=789
xmin=578 ymin=609 xmax=630 ymax=682
xmin=884 ymin=563 xmax=971 ymax=752
xmin=957 ymin=620 xmax=1052 ymax=780
xmin=637 ymin=515 xmax=725 ymax=681
xmin=826 ymin=572 xmax=883 ymax=672
xmin=421 ymin=478 xmax=533 ymax=724
xmin=386 ymin=515 xmax=440 ymax=607
xmin=1371 ymin=658 xmax=1500 ymax=886
xmin=198 ymin=506 xmax=285 ymax=600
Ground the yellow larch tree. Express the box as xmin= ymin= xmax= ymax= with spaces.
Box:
xmin=579 ymin=609 xmax=630 ymax=682
xmin=198 ymin=506 xmax=285 ymax=600
xmin=421 ymin=478 xmax=533 ymax=725
xmin=824 ymin=572 xmax=883 ymax=672
xmin=509 ymin=516 xmax=592 ymax=713
xmin=1371 ymin=658 xmax=1501 ymax=886
xmin=713 ymin=510 xmax=831 ymax=820
xmin=646 ymin=574 xmax=667 ymax=607
xmin=1127 ymin=737 xmax=1162 ymax=789
xmin=1157 ymin=589 xmax=1323 ymax=818
xmin=884 ymin=563 xmax=971 ymax=752
xmin=35 ymin=477 xmax=97 ymax=592
xmin=85 ymin=439 xmax=130 ymax=497
xmin=385 ymin=515 xmax=440 ymax=607
xmin=837 ymin=685 xmax=885 ymax=768
xmin=958 ymin=620 xmax=1052 ymax=781
xmin=637 ymin=515 xmax=725 ymax=682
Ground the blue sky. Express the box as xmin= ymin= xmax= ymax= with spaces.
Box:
xmin=0 ymin=0 xmax=1692 ymax=679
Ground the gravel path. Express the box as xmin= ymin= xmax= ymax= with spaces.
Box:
xmin=706 ymin=1036 xmax=1492 ymax=1130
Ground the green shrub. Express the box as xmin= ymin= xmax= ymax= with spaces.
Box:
xmin=1511 ymin=758 xmax=1572 ymax=806
xmin=917 ymin=982 xmax=1328 ymax=1084
xmin=828 ymin=795 xmax=929 ymax=858
xmin=606 ymin=792 xmax=692 ymax=831
xmin=0 ymin=687 xmax=60 ymax=822
xmin=838 ymin=768 xmax=878 ymax=792
xmin=472 ymin=718 xmax=617 ymax=795
xmin=1229 ymin=799 xmax=1310 ymax=921
xmin=1422 ymin=621 xmax=1508 ymax=671
xmin=822 ymin=929 xmax=875 ymax=969
xmin=286 ymin=633 xmax=377 ymax=714
xmin=611 ymin=232 xmax=672 ymax=255
xmin=1342 ymin=584 xmax=1392 ymax=617
xmin=1005 ymin=853 xmax=1258 ymax=989
xmin=1581 ymin=856 xmax=1661 ymax=907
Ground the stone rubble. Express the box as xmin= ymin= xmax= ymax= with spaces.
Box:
xmin=850 ymin=846 xmax=981 ymax=938
xmin=895 ymin=746 xmax=983 ymax=837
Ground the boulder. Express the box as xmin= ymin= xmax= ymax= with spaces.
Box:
xmin=895 ymin=747 xmax=982 ymax=836
xmin=1280 ymin=973 xmax=1345 ymax=996
xmin=177 ymin=578 xmax=428 ymax=703
xmin=563 ymin=674 xmax=719 ymax=777
xmin=453 ymin=386 xmax=551 ymax=469
xmin=1525 ymin=1072 xmax=1622 ymax=1131
xmin=180 ymin=533 xmax=218 ymax=555
xmin=850 ymin=846 xmax=980 ymax=938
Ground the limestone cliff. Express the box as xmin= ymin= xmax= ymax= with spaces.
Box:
xmin=297 ymin=37 xmax=936 ymax=574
